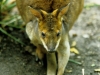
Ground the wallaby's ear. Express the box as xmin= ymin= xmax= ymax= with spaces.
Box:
xmin=58 ymin=3 xmax=70 ymax=18
xmin=52 ymin=9 xmax=59 ymax=17
xmin=40 ymin=10 xmax=48 ymax=16
xmin=28 ymin=6 xmax=42 ymax=20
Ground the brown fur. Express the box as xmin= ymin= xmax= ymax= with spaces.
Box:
xmin=16 ymin=0 xmax=70 ymax=23
xmin=16 ymin=0 xmax=84 ymax=75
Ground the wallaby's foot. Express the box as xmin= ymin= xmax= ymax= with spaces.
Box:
xmin=35 ymin=55 xmax=44 ymax=66
xmin=35 ymin=55 xmax=39 ymax=62
xmin=35 ymin=45 xmax=47 ymax=66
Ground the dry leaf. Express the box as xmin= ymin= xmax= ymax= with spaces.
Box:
xmin=71 ymin=41 xmax=76 ymax=47
xmin=94 ymin=69 xmax=100 ymax=72
xmin=72 ymin=33 xmax=77 ymax=37
xmin=65 ymin=69 xmax=72 ymax=73
xmin=70 ymin=48 xmax=79 ymax=54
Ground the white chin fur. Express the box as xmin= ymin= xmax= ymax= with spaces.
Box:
xmin=41 ymin=38 xmax=61 ymax=52
xmin=41 ymin=39 xmax=49 ymax=51
xmin=55 ymin=38 xmax=61 ymax=50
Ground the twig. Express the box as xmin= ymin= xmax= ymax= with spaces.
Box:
xmin=69 ymin=59 xmax=82 ymax=65
xmin=82 ymin=68 xmax=84 ymax=75
xmin=98 ymin=73 xmax=100 ymax=75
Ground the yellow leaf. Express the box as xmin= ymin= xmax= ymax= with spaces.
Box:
xmin=65 ymin=69 xmax=72 ymax=73
xmin=70 ymin=48 xmax=79 ymax=54
xmin=94 ymin=69 xmax=100 ymax=72
xmin=71 ymin=41 xmax=76 ymax=47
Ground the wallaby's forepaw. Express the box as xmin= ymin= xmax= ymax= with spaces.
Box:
xmin=35 ymin=56 xmax=44 ymax=66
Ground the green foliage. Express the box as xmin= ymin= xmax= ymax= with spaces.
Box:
xmin=1 ymin=0 xmax=16 ymax=13
xmin=0 ymin=0 xmax=23 ymax=28
xmin=0 ymin=0 xmax=24 ymax=45
xmin=84 ymin=3 xmax=100 ymax=9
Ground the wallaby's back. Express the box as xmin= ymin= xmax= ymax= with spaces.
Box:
xmin=16 ymin=0 xmax=70 ymax=22
xmin=16 ymin=0 xmax=84 ymax=29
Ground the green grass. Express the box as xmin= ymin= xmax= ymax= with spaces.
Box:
xmin=84 ymin=3 xmax=100 ymax=9
xmin=0 ymin=0 xmax=24 ymax=45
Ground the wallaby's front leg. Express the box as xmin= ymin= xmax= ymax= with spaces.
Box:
xmin=47 ymin=53 xmax=57 ymax=75
xmin=57 ymin=42 xmax=70 ymax=75
xmin=36 ymin=45 xmax=46 ymax=65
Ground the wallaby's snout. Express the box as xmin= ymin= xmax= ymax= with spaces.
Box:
xmin=47 ymin=40 xmax=56 ymax=52
xmin=40 ymin=30 xmax=61 ymax=52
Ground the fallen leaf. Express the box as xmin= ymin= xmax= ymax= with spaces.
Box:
xmin=72 ymin=33 xmax=77 ymax=37
xmin=65 ymin=69 xmax=72 ymax=73
xmin=82 ymin=34 xmax=90 ymax=38
xmin=91 ymin=63 xmax=96 ymax=67
xmin=94 ymin=69 xmax=100 ymax=72
xmin=71 ymin=41 xmax=77 ymax=47
xmin=70 ymin=48 xmax=79 ymax=54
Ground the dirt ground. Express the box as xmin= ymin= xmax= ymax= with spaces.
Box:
xmin=0 ymin=0 xmax=100 ymax=75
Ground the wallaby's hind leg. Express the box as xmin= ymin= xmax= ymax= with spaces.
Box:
xmin=57 ymin=42 xmax=70 ymax=75
xmin=47 ymin=53 xmax=57 ymax=75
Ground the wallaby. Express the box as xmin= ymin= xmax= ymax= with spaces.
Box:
xmin=16 ymin=0 xmax=84 ymax=75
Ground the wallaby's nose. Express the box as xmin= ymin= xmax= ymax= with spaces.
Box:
xmin=47 ymin=40 xmax=56 ymax=53
xmin=48 ymin=48 xmax=56 ymax=53
xmin=48 ymin=50 xmax=56 ymax=53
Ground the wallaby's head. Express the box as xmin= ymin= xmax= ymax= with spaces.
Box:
xmin=29 ymin=4 xmax=70 ymax=52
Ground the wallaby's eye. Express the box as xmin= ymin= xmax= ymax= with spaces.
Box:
xmin=57 ymin=32 xmax=60 ymax=37
xmin=41 ymin=32 xmax=45 ymax=37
